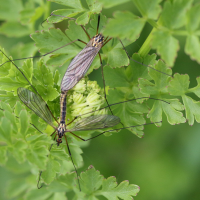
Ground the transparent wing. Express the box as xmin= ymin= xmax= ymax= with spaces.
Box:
xmin=17 ymin=87 xmax=56 ymax=128
xmin=61 ymin=45 xmax=100 ymax=91
xmin=69 ymin=115 xmax=120 ymax=132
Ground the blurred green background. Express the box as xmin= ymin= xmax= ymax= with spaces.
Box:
xmin=1 ymin=0 xmax=200 ymax=200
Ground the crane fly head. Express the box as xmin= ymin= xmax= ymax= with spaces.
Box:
xmin=57 ymin=123 xmax=66 ymax=146
xmin=92 ymin=33 xmax=104 ymax=48
xmin=56 ymin=138 xmax=62 ymax=146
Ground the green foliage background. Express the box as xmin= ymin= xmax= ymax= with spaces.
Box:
xmin=1 ymin=0 xmax=200 ymax=199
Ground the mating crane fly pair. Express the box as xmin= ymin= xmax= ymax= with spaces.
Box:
xmin=0 ymin=13 xmax=170 ymax=190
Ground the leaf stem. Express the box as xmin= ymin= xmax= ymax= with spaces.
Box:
xmin=44 ymin=1 xmax=51 ymax=20
xmin=138 ymin=27 xmax=155 ymax=58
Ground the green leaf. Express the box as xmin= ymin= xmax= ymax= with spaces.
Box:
xmin=35 ymin=85 xmax=59 ymax=102
xmin=76 ymin=166 xmax=140 ymax=200
xmin=56 ymin=171 xmax=77 ymax=189
xmin=19 ymin=110 xmax=29 ymax=138
xmin=167 ymin=73 xmax=200 ymax=125
xmin=107 ymin=89 xmax=149 ymax=137
xmin=0 ymin=21 xmax=30 ymax=37
xmin=186 ymin=4 xmax=200 ymax=32
xmin=147 ymin=99 xmax=186 ymax=126
xmin=0 ymin=116 xmax=12 ymax=143
xmin=0 ymin=0 xmax=23 ymax=21
xmin=138 ymin=61 xmax=186 ymax=125
xmin=48 ymin=0 xmax=102 ymax=25
xmin=86 ymin=0 xmax=102 ymax=13
xmin=20 ymin=0 xmax=44 ymax=25
xmin=4 ymin=110 xmax=18 ymax=133
xmin=64 ymin=140 xmax=83 ymax=167
xmin=6 ymin=179 xmax=29 ymax=199
xmin=185 ymin=4 xmax=200 ymax=64
xmin=54 ymin=70 xmax=60 ymax=85
xmin=47 ymin=9 xmax=84 ymax=24
xmin=12 ymin=58 xmax=33 ymax=85
xmin=26 ymin=146 xmax=49 ymax=170
xmin=0 ymin=101 xmax=13 ymax=113
xmin=182 ymin=95 xmax=200 ymax=125
xmin=103 ymin=11 xmax=145 ymax=41
xmin=98 ymin=0 xmax=129 ymax=9
xmin=152 ymin=30 xmax=179 ymax=67
xmin=25 ymin=189 xmax=53 ymax=200
xmin=49 ymin=0 xmax=83 ymax=9
xmin=168 ymin=74 xmax=190 ymax=96
xmin=42 ymin=159 xmax=60 ymax=184
xmin=31 ymin=27 xmax=79 ymax=67
xmin=76 ymin=12 xmax=91 ymax=25
xmin=189 ymin=77 xmax=200 ymax=98
xmin=0 ymin=147 xmax=7 ymax=165
xmin=104 ymin=66 xmax=130 ymax=88
xmin=33 ymin=60 xmax=60 ymax=101
xmin=159 ymin=0 xmax=192 ymax=29
xmin=101 ymin=177 xmax=139 ymax=200
xmin=185 ymin=35 xmax=200 ymax=63
xmin=0 ymin=48 xmax=12 ymax=77
xmin=10 ymin=42 xmax=38 ymax=63
xmin=80 ymin=165 xmax=103 ymax=193
xmin=34 ymin=60 xmax=54 ymax=86
xmin=0 ymin=91 xmax=18 ymax=107
xmin=107 ymin=48 xmax=129 ymax=69
xmin=0 ymin=77 xmax=27 ymax=92
xmin=26 ymin=135 xmax=52 ymax=170
xmin=139 ymin=60 xmax=172 ymax=95
xmin=132 ymin=0 xmax=162 ymax=20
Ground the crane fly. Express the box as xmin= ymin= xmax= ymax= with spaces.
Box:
xmin=0 ymin=51 xmax=168 ymax=191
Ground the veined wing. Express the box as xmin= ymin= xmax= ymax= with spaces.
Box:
xmin=61 ymin=45 xmax=100 ymax=91
xmin=69 ymin=115 xmax=120 ymax=132
xmin=17 ymin=87 xmax=56 ymax=128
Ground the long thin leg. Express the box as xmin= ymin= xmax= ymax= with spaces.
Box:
xmin=84 ymin=121 xmax=162 ymax=141
xmin=64 ymin=134 xmax=81 ymax=191
xmin=30 ymin=123 xmax=44 ymax=134
xmin=65 ymin=97 xmax=169 ymax=132
xmin=50 ymin=130 xmax=56 ymax=137
xmin=37 ymin=144 xmax=53 ymax=189
xmin=118 ymin=39 xmax=172 ymax=77
xmin=98 ymin=53 xmax=114 ymax=116
xmin=69 ymin=131 xmax=86 ymax=141
xmin=102 ymin=37 xmax=112 ymax=47
xmin=68 ymin=121 xmax=161 ymax=142
xmin=96 ymin=14 xmax=100 ymax=34
xmin=98 ymin=52 xmax=126 ymax=126
xmin=66 ymin=116 xmax=77 ymax=126
xmin=76 ymin=97 xmax=170 ymax=118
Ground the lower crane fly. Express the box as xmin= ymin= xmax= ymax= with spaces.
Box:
xmin=17 ymin=87 xmax=164 ymax=191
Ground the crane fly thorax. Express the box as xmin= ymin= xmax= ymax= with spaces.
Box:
xmin=92 ymin=33 xmax=104 ymax=48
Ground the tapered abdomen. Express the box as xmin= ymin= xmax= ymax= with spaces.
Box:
xmin=60 ymin=92 xmax=67 ymax=124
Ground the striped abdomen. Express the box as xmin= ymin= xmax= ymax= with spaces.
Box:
xmin=60 ymin=91 xmax=67 ymax=124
